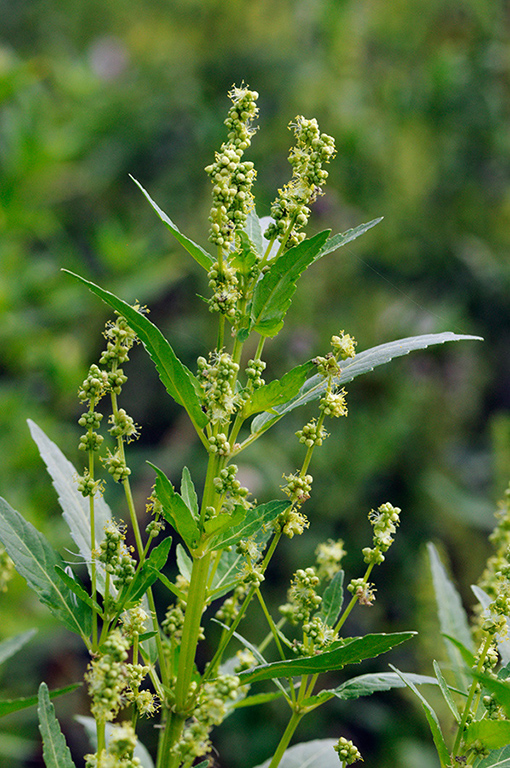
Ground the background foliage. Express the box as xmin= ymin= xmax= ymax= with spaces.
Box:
xmin=1 ymin=0 xmax=509 ymax=766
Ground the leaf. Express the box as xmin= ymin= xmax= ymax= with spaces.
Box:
xmin=319 ymin=571 xmax=344 ymax=627
xmin=0 ymin=683 xmax=80 ymax=718
xmin=194 ymin=762 xmax=211 ymax=768
xmin=479 ymin=744 xmax=510 ymax=768
xmin=27 ymin=420 xmax=111 ymax=594
xmin=244 ymin=207 xmax=264 ymax=258
xmin=130 ymin=176 xmax=214 ymax=271
xmin=253 ymin=739 xmax=339 ymax=768
xmin=303 ymin=671 xmax=437 ymax=707
xmin=37 ymin=682 xmax=76 ymax=768
xmin=389 ymin=666 xmax=451 ymax=768
xmin=242 ymin=361 xmax=316 ymax=419
xmin=250 ymin=230 xmax=331 ymax=337
xmin=0 ymin=629 xmax=37 ymax=666
xmin=231 ymin=230 xmax=260 ymax=276
xmin=63 ymin=272 xmax=208 ymax=433
xmin=317 ymin=217 xmax=383 ymax=258
xmin=123 ymin=536 xmax=173 ymax=604
xmin=181 ymin=467 xmax=199 ymax=520
xmin=54 ymin=566 xmax=101 ymax=613
xmin=204 ymin=508 xmax=246 ymax=540
xmin=150 ymin=464 xmax=200 ymax=550
xmin=176 ymin=543 xmax=193 ymax=582
xmin=465 ymin=721 xmax=510 ymax=750
xmin=428 ymin=543 xmax=474 ymax=691
xmin=215 ymin=500 xmax=288 ymax=550
xmin=433 ymin=660 xmax=461 ymax=723
xmin=233 ymin=690 xmax=285 ymax=709
xmin=76 ymin=715 xmax=155 ymax=768
xmin=251 ymin=333 xmax=483 ymax=436
xmin=469 ymin=671 xmax=510 ymax=719
xmin=238 ymin=632 xmax=416 ymax=685
xmin=0 ymin=498 xmax=91 ymax=638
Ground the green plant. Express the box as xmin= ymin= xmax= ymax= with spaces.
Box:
xmin=0 ymin=86 xmax=482 ymax=768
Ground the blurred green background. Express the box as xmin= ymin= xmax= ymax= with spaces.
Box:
xmin=1 ymin=0 xmax=510 ymax=765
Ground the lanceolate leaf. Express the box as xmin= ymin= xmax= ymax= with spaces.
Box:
xmin=428 ymin=543 xmax=474 ymax=691
xmin=390 ymin=666 xmax=450 ymax=768
xmin=64 ymin=272 xmax=208 ymax=434
xmin=318 ymin=571 xmax=344 ymax=627
xmin=37 ymin=682 xmax=77 ymax=768
xmin=117 ymin=536 xmax=173 ymax=606
xmin=250 ymin=230 xmax=330 ymax=337
xmin=150 ymin=464 xmax=200 ymax=550
xmin=238 ymin=632 xmax=415 ymax=684
xmin=0 ymin=683 xmax=79 ymax=719
xmin=28 ymin=420 xmax=111 ymax=594
xmin=181 ymin=467 xmax=199 ymax=520
xmin=215 ymin=500 xmax=288 ymax=550
xmin=253 ymin=739 xmax=339 ymax=768
xmin=244 ymin=207 xmax=264 ymax=258
xmin=317 ymin=217 xmax=383 ymax=259
xmin=433 ymin=660 xmax=461 ymax=723
xmin=303 ymin=671 xmax=436 ymax=707
xmin=0 ymin=629 xmax=37 ymax=666
xmin=0 ymin=498 xmax=91 ymax=638
xmin=242 ymin=361 xmax=316 ymax=419
xmin=130 ymin=176 xmax=214 ymax=271
xmin=251 ymin=332 xmax=482 ymax=436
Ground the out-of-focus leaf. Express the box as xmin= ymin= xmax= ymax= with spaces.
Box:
xmin=433 ymin=660 xmax=461 ymax=723
xmin=0 ymin=683 xmax=79 ymax=718
xmin=318 ymin=571 xmax=344 ymax=627
xmin=0 ymin=629 xmax=37 ymax=666
xmin=253 ymin=739 xmax=339 ymax=768
xmin=181 ymin=467 xmax=199 ymax=521
xmin=37 ymin=682 xmax=76 ymax=768
xmin=465 ymin=720 xmax=510 ymax=750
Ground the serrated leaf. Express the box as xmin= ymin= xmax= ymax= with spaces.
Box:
xmin=479 ymin=744 xmax=510 ymax=768
xmin=319 ymin=571 xmax=344 ymax=627
xmin=465 ymin=720 xmax=510 ymax=750
xmin=469 ymin=670 xmax=510 ymax=718
xmin=251 ymin=333 xmax=483 ymax=436
xmin=181 ymin=467 xmax=199 ymax=520
xmin=54 ymin=566 xmax=101 ymax=614
xmin=150 ymin=464 xmax=200 ymax=550
xmin=204 ymin=508 xmax=246 ymax=540
xmin=0 ymin=629 xmax=37 ymax=666
xmin=303 ymin=671 xmax=437 ymax=707
xmin=27 ymin=420 xmax=111 ymax=594
xmin=428 ymin=543 xmax=474 ymax=691
xmin=37 ymin=682 xmax=76 ymax=768
xmin=238 ymin=632 xmax=415 ymax=685
xmin=317 ymin=218 xmax=383 ymax=259
xmin=76 ymin=715 xmax=155 ymax=768
xmin=176 ymin=543 xmax=193 ymax=582
xmin=0 ymin=683 xmax=79 ymax=718
xmin=123 ymin=536 xmax=173 ymax=604
xmin=243 ymin=361 xmax=316 ymax=419
xmin=389 ymin=666 xmax=450 ymax=768
xmin=0 ymin=498 xmax=91 ymax=638
xmin=253 ymin=739 xmax=339 ymax=768
xmin=250 ymin=230 xmax=331 ymax=337
xmin=64 ymin=272 xmax=207 ymax=433
xmin=130 ymin=176 xmax=214 ymax=271
xmin=433 ymin=660 xmax=461 ymax=723
xmin=214 ymin=500 xmax=288 ymax=550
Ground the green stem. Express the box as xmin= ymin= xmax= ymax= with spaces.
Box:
xmin=267 ymin=709 xmax=304 ymax=768
xmin=157 ymin=710 xmax=187 ymax=768
xmin=334 ymin=562 xmax=375 ymax=635
xmin=255 ymin=588 xmax=286 ymax=660
xmin=452 ymin=633 xmax=493 ymax=757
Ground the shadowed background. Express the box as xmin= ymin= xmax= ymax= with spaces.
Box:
xmin=1 ymin=0 xmax=509 ymax=765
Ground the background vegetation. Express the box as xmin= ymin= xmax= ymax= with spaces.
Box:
xmin=1 ymin=0 xmax=509 ymax=766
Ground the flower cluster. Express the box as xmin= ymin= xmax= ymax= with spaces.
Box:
xmin=205 ymin=86 xmax=258 ymax=248
xmin=0 ymin=547 xmax=14 ymax=593
xmin=282 ymin=472 xmax=313 ymax=506
xmin=347 ymin=577 xmax=376 ymax=606
xmin=279 ymin=567 xmax=322 ymax=624
xmin=315 ymin=539 xmax=347 ymax=581
xmin=197 ymin=351 xmax=239 ymax=424
xmin=296 ymin=418 xmax=328 ymax=448
xmin=85 ymin=630 xmax=130 ymax=722
xmin=97 ymin=520 xmax=136 ymax=589
xmin=275 ymin=507 xmax=309 ymax=538
xmin=334 ymin=736 xmax=363 ymax=765
xmin=245 ymin=358 xmax=266 ymax=389
xmin=362 ymin=502 xmax=401 ymax=565
xmin=85 ymin=722 xmax=141 ymax=768
xmin=265 ymin=116 xmax=336 ymax=249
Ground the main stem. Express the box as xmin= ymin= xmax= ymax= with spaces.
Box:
xmin=267 ymin=710 xmax=304 ymax=768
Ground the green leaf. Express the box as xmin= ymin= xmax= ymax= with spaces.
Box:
xmin=303 ymin=671 xmax=437 ymax=707
xmin=469 ymin=670 xmax=510 ymax=719
xmin=63 ymin=272 xmax=207 ymax=433
xmin=54 ymin=566 xmax=101 ymax=614
xmin=317 ymin=217 xmax=383 ymax=259
xmin=465 ymin=720 xmax=510 ymax=750
xmin=250 ymin=230 xmax=331 ymax=337
xmin=389 ymin=666 xmax=451 ymax=768
xmin=0 ymin=683 xmax=79 ymax=718
xmin=149 ymin=464 xmax=200 ymax=550
xmin=242 ymin=361 xmax=316 ymax=419
xmin=181 ymin=467 xmax=199 ymax=520
xmin=28 ymin=420 xmax=111 ymax=594
xmin=0 ymin=498 xmax=91 ymax=638
xmin=319 ymin=571 xmax=344 ymax=627
xmin=239 ymin=632 xmax=415 ymax=684
xmin=428 ymin=543 xmax=474 ymax=691
xmin=233 ymin=690 xmax=285 ymax=709
xmin=194 ymin=762 xmax=210 ymax=768
xmin=130 ymin=176 xmax=214 ymax=271
xmin=176 ymin=542 xmax=193 ymax=581
xmin=251 ymin=333 xmax=483 ymax=436
xmin=214 ymin=500 xmax=288 ymax=550
xmin=0 ymin=629 xmax=37 ymax=666
xmin=76 ymin=715 xmax=155 ymax=768
xmin=244 ymin=207 xmax=264 ymax=258
xmin=37 ymin=682 xmax=76 ymax=768
xmin=253 ymin=739 xmax=339 ymax=768
xmin=231 ymin=230 xmax=259 ymax=276
xmin=204 ymin=508 xmax=246 ymax=540
xmin=123 ymin=536 xmax=173 ymax=604
xmin=472 ymin=584 xmax=510 ymax=666
xmin=433 ymin=660 xmax=461 ymax=723
xmin=478 ymin=744 xmax=510 ymax=768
